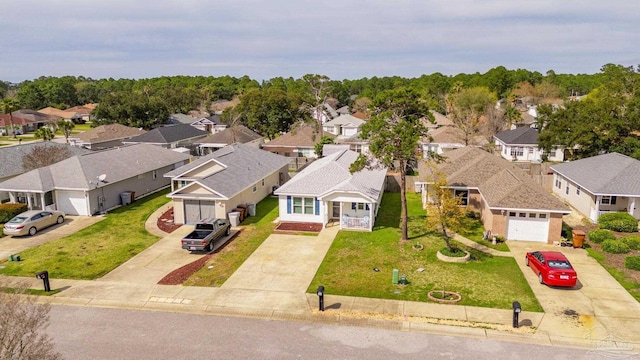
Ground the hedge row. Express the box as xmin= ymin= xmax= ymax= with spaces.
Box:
xmin=598 ymin=212 xmax=638 ymax=232
xmin=588 ymin=229 xmax=616 ymax=243
xmin=0 ymin=203 xmax=28 ymax=223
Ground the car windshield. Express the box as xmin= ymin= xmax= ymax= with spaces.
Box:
xmin=8 ymin=216 xmax=28 ymax=224
xmin=548 ymin=260 xmax=571 ymax=269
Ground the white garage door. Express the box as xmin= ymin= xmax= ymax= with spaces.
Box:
xmin=57 ymin=191 xmax=88 ymax=216
xmin=506 ymin=212 xmax=549 ymax=242
xmin=184 ymin=199 xmax=216 ymax=224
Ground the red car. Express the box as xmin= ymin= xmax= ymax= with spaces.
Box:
xmin=525 ymin=251 xmax=578 ymax=287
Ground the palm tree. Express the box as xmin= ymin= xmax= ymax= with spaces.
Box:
xmin=1 ymin=98 xmax=19 ymax=139
xmin=34 ymin=126 xmax=54 ymax=141
xmin=56 ymin=119 xmax=75 ymax=143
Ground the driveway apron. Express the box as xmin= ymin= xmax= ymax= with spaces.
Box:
xmin=508 ymin=240 xmax=640 ymax=344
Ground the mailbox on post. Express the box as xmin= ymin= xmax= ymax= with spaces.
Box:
xmin=36 ymin=270 xmax=50 ymax=292
xmin=512 ymin=301 xmax=521 ymax=328
xmin=317 ymin=285 xmax=325 ymax=312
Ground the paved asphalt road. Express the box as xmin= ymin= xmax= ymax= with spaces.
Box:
xmin=47 ymin=305 xmax=602 ymax=360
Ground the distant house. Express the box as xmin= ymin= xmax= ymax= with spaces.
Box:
xmin=38 ymin=107 xmax=84 ymax=123
xmin=69 ymin=124 xmax=147 ymax=150
xmin=122 ymin=124 xmax=209 ymax=153
xmin=0 ymin=142 xmax=90 ymax=202
xmin=0 ymin=110 xmax=58 ymax=135
xmin=494 ymin=127 xmax=564 ymax=162
xmin=274 ymin=148 xmax=387 ymax=231
xmin=420 ymin=125 xmax=466 ymax=157
xmin=419 ymin=147 xmax=570 ymax=243
xmin=551 ymin=153 xmax=640 ymax=222
xmin=261 ymin=124 xmax=333 ymax=159
xmin=0 ymin=144 xmax=190 ymax=215
xmin=322 ymin=114 xmax=365 ymax=137
xmin=165 ymin=143 xmax=290 ymax=224
xmin=66 ymin=104 xmax=96 ymax=123
xmin=167 ymin=114 xmax=227 ymax=134
xmin=195 ymin=125 xmax=263 ymax=155
xmin=423 ymin=110 xmax=454 ymax=130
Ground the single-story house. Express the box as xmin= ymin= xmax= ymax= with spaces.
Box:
xmin=0 ymin=110 xmax=57 ymax=136
xmin=69 ymin=124 xmax=147 ymax=150
xmin=65 ymin=104 xmax=96 ymax=123
xmin=420 ymin=125 xmax=466 ymax=157
xmin=333 ymin=132 xmax=370 ymax=154
xmin=274 ymin=148 xmax=387 ymax=231
xmin=261 ymin=124 xmax=333 ymax=159
xmin=122 ymin=124 xmax=209 ymax=153
xmin=551 ymin=152 xmax=640 ymax=222
xmin=167 ymin=114 xmax=227 ymax=134
xmin=38 ymin=107 xmax=84 ymax=123
xmin=419 ymin=147 xmax=570 ymax=243
xmin=494 ymin=127 xmax=564 ymax=162
xmin=0 ymin=142 xmax=91 ymax=202
xmin=422 ymin=110 xmax=454 ymax=130
xmin=0 ymin=144 xmax=191 ymax=215
xmin=165 ymin=143 xmax=290 ymax=224
xmin=195 ymin=125 xmax=263 ymax=155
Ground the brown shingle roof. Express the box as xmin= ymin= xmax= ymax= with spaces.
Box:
xmin=262 ymin=125 xmax=334 ymax=148
xmin=75 ymin=124 xmax=146 ymax=143
xmin=433 ymin=147 xmax=569 ymax=212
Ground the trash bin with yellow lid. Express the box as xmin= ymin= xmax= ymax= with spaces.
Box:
xmin=572 ymin=230 xmax=586 ymax=248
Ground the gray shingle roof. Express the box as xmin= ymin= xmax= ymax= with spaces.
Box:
xmin=126 ymin=124 xmax=208 ymax=144
xmin=0 ymin=144 xmax=190 ymax=192
xmin=434 ymin=147 xmax=569 ymax=212
xmin=550 ymin=152 xmax=640 ymax=195
xmin=274 ymin=149 xmax=387 ymax=202
xmin=196 ymin=125 xmax=262 ymax=145
xmin=323 ymin=114 xmax=365 ymax=128
xmin=165 ymin=143 xmax=290 ymax=199
xmin=494 ymin=127 xmax=538 ymax=145
xmin=0 ymin=142 xmax=90 ymax=179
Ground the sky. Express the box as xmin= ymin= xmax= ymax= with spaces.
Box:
xmin=1 ymin=1 xmax=638 ymax=83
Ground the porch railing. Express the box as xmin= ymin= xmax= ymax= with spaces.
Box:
xmin=341 ymin=216 xmax=370 ymax=230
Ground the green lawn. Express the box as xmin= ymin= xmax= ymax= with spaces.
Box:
xmin=308 ymin=193 xmax=542 ymax=311
xmin=0 ymin=190 xmax=171 ymax=279
xmin=184 ymin=196 xmax=281 ymax=287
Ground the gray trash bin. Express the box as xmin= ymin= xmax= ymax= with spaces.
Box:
xmin=229 ymin=212 xmax=241 ymax=227
xmin=120 ymin=191 xmax=132 ymax=205
xmin=247 ymin=203 xmax=256 ymax=216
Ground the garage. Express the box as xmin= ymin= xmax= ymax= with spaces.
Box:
xmin=57 ymin=191 xmax=89 ymax=216
xmin=506 ymin=212 xmax=549 ymax=242
xmin=183 ymin=199 xmax=216 ymax=224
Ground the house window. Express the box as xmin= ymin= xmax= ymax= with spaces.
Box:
xmin=539 ymin=214 xmax=547 ymax=219
xmin=510 ymin=147 xmax=524 ymax=157
xmin=454 ymin=189 xmax=469 ymax=206
xmin=152 ymin=170 xmax=158 ymax=179
xmin=529 ymin=148 xmax=534 ymax=155
xmin=44 ymin=191 xmax=54 ymax=206
xmin=529 ymin=213 xmax=537 ymax=218
xmin=558 ymin=180 xmax=562 ymax=189
xmin=357 ymin=203 xmax=365 ymax=210
xmin=261 ymin=179 xmax=265 ymax=187
xmin=519 ymin=213 xmax=526 ymax=218
xmin=252 ymin=185 xmax=257 ymax=192
xmin=576 ymin=186 xmax=581 ymax=195
xmin=509 ymin=212 xmax=516 ymax=217
xmin=293 ymin=197 xmax=314 ymax=214
xmin=601 ymin=196 xmax=617 ymax=205
xmin=565 ymin=185 xmax=569 ymax=195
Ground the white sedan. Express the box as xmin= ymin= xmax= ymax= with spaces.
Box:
xmin=3 ymin=210 xmax=65 ymax=236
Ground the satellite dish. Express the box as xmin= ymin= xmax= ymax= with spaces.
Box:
xmin=98 ymin=174 xmax=107 ymax=182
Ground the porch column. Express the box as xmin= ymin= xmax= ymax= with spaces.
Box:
xmin=339 ymin=202 xmax=343 ymax=230
xmin=9 ymin=192 xmax=16 ymax=203
xmin=629 ymin=198 xmax=637 ymax=216
xmin=26 ymin=194 xmax=33 ymax=210
xmin=591 ymin=196 xmax=601 ymax=222
xmin=40 ymin=193 xmax=46 ymax=210
xmin=369 ymin=203 xmax=373 ymax=231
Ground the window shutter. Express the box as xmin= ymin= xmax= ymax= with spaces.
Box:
xmin=366 ymin=204 xmax=370 ymax=211
xmin=352 ymin=202 xmax=356 ymax=210
xmin=315 ymin=198 xmax=320 ymax=215
xmin=612 ymin=196 xmax=617 ymax=205
xmin=287 ymin=196 xmax=292 ymax=214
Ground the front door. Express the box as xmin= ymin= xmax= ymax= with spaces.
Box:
xmin=332 ymin=202 xmax=340 ymax=218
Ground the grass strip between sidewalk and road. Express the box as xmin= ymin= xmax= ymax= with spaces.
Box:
xmin=308 ymin=193 xmax=542 ymax=311
xmin=0 ymin=189 xmax=170 ymax=280
xmin=183 ymin=196 xmax=280 ymax=287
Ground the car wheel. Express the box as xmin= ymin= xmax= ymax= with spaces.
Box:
xmin=28 ymin=227 xmax=37 ymax=236
xmin=525 ymin=257 xmax=529 ymax=267
xmin=57 ymin=215 xmax=64 ymax=224
xmin=225 ymin=226 xmax=230 ymax=236
xmin=208 ymin=241 xmax=214 ymax=252
xmin=538 ymin=273 xmax=544 ymax=285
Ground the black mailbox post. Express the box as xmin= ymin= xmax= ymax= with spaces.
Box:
xmin=512 ymin=301 xmax=521 ymax=328
xmin=36 ymin=271 xmax=50 ymax=292
xmin=317 ymin=285 xmax=325 ymax=312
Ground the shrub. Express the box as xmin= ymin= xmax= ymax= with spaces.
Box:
xmin=588 ymin=229 xmax=616 ymax=244
xmin=0 ymin=203 xmax=28 ymax=223
xmin=620 ymin=235 xmax=640 ymax=250
xmin=598 ymin=212 xmax=638 ymax=232
xmin=625 ymin=256 xmax=640 ymax=271
xmin=601 ymin=239 xmax=630 ymax=254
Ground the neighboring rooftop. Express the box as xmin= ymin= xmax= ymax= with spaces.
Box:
xmin=196 ymin=125 xmax=262 ymax=145
xmin=494 ymin=127 xmax=538 ymax=145
xmin=262 ymin=124 xmax=333 ymax=148
xmin=124 ymin=124 xmax=208 ymax=144
xmin=0 ymin=142 xmax=91 ymax=179
xmin=551 ymin=152 xmax=640 ymax=196
xmin=74 ymin=124 xmax=146 ymax=144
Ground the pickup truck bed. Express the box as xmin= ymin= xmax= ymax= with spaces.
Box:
xmin=181 ymin=218 xmax=230 ymax=252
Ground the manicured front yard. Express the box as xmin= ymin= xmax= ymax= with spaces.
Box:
xmin=0 ymin=190 xmax=171 ymax=279
xmin=308 ymin=193 xmax=542 ymax=311
xmin=184 ymin=196 xmax=280 ymax=287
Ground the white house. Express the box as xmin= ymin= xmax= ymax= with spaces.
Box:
xmin=322 ymin=114 xmax=365 ymax=137
xmin=494 ymin=127 xmax=564 ymax=162
xmin=274 ymin=148 xmax=387 ymax=231
xmin=551 ymin=152 xmax=640 ymax=222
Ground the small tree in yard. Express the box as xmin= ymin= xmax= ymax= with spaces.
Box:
xmin=33 ymin=127 xmax=54 ymax=141
xmin=0 ymin=282 xmax=62 ymax=359
xmin=22 ymin=144 xmax=72 ymax=172
xmin=56 ymin=120 xmax=75 ymax=144
xmin=425 ymin=167 xmax=466 ymax=252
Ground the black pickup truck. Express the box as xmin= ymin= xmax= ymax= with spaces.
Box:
xmin=181 ymin=218 xmax=230 ymax=252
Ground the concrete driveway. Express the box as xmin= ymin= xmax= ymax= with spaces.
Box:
xmin=0 ymin=216 xmax=104 ymax=259
xmin=508 ymin=240 xmax=640 ymax=344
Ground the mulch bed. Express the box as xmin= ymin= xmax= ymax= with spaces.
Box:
xmin=274 ymin=222 xmax=323 ymax=233
xmin=157 ymin=207 xmax=182 ymax=233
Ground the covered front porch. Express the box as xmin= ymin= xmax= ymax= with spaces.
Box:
xmin=5 ymin=190 xmax=56 ymax=211
xmin=324 ymin=197 xmax=378 ymax=231
xmin=589 ymin=195 xmax=640 ymax=222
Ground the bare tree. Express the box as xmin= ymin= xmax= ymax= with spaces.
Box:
xmin=22 ymin=145 xmax=73 ymax=172
xmin=0 ymin=281 xmax=62 ymax=360
xmin=482 ymin=104 xmax=506 ymax=144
